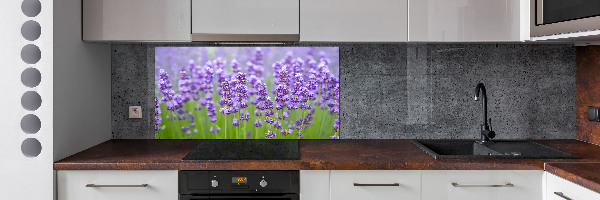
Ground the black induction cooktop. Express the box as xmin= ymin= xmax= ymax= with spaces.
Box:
xmin=182 ymin=140 xmax=300 ymax=160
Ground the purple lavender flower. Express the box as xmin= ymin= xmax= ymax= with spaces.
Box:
xmin=295 ymin=118 xmax=303 ymax=128
xmin=178 ymin=67 xmax=192 ymax=102
xmin=283 ymin=111 xmax=289 ymax=120
xmin=154 ymin=96 xmax=162 ymax=132
xmin=273 ymin=121 xmax=282 ymax=129
xmin=308 ymin=74 xmax=317 ymax=91
xmin=281 ymin=129 xmax=293 ymax=136
xmin=265 ymin=116 xmax=275 ymax=124
xmin=264 ymin=109 xmax=274 ymax=117
xmin=189 ymin=113 xmax=195 ymax=123
xmin=265 ymin=130 xmax=275 ymax=138
xmin=251 ymin=47 xmax=264 ymax=66
xmin=232 ymin=118 xmax=239 ymax=126
xmin=303 ymin=108 xmax=315 ymax=125
xmin=275 ymin=84 xmax=289 ymax=110
xmin=254 ymin=119 xmax=263 ymax=127
xmin=158 ymin=69 xmax=177 ymax=111
xmin=272 ymin=62 xmax=283 ymax=85
xmin=330 ymin=135 xmax=340 ymax=139
xmin=254 ymin=108 xmax=262 ymax=116
xmin=333 ymin=119 xmax=339 ymax=132
xmin=240 ymin=110 xmax=250 ymax=121
xmin=206 ymin=101 xmax=217 ymax=123
xmin=246 ymin=48 xmax=264 ymax=78
xmin=210 ymin=125 xmax=221 ymax=133
xmin=181 ymin=126 xmax=188 ymax=133
xmin=231 ymin=59 xmax=241 ymax=74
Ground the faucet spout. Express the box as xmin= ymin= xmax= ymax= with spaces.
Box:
xmin=474 ymin=83 xmax=495 ymax=142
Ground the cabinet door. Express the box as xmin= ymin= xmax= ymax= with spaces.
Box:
xmin=301 ymin=0 xmax=408 ymax=42
xmin=57 ymin=170 xmax=178 ymax=200
xmin=409 ymin=0 xmax=529 ymax=42
xmin=422 ymin=170 xmax=542 ymax=200
xmin=330 ymin=170 xmax=420 ymax=200
xmin=300 ymin=170 xmax=330 ymax=200
xmin=192 ymin=0 xmax=299 ymax=35
xmin=83 ymin=0 xmax=191 ymax=41
xmin=546 ymin=172 xmax=600 ymax=200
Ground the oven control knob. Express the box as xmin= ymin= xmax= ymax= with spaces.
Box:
xmin=259 ymin=179 xmax=267 ymax=187
xmin=211 ymin=180 xmax=219 ymax=188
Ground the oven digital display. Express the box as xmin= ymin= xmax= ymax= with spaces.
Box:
xmin=232 ymin=177 xmax=247 ymax=184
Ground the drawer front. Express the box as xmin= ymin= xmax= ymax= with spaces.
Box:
xmin=546 ymin=172 xmax=600 ymax=200
xmin=57 ymin=170 xmax=178 ymax=200
xmin=330 ymin=170 xmax=421 ymax=200
xmin=422 ymin=170 xmax=542 ymax=200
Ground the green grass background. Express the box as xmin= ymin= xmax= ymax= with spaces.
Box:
xmin=156 ymin=94 xmax=338 ymax=139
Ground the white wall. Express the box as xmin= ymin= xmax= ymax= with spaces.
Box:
xmin=53 ymin=0 xmax=111 ymax=162
xmin=0 ymin=0 xmax=111 ymax=199
xmin=0 ymin=0 xmax=54 ymax=199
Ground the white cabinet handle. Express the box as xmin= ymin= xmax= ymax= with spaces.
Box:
xmin=86 ymin=184 xmax=149 ymax=188
xmin=451 ymin=183 xmax=514 ymax=188
xmin=353 ymin=183 xmax=400 ymax=186
xmin=554 ymin=192 xmax=573 ymax=200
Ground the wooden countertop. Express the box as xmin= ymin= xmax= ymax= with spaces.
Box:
xmin=545 ymin=162 xmax=600 ymax=194
xmin=54 ymin=139 xmax=600 ymax=171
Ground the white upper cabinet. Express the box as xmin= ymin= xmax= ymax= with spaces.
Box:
xmin=83 ymin=0 xmax=191 ymax=41
xmin=191 ymin=0 xmax=300 ymax=41
xmin=409 ymin=0 xmax=530 ymax=42
xmin=300 ymin=0 xmax=408 ymax=42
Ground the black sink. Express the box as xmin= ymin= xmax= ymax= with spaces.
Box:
xmin=412 ymin=140 xmax=579 ymax=159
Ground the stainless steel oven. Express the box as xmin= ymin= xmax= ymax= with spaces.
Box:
xmin=531 ymin=0 xmax=600 ymax=37
xmin=179 ymin=171 xmax=299 ymax=200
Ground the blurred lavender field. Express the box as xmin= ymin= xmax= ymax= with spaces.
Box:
xmin=154 ymin=47 xmax=340 ymax=139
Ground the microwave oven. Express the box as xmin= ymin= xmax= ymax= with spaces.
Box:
xmin=531 ymin=0 xmax=600 ymax=38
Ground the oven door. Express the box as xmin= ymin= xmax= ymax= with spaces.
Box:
xmin=180 ymin=194 xmax=299 ymax=200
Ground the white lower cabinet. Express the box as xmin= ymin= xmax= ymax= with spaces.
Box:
xmin=300 ymin=170 xmax=330 ymax=200
xmin=330 ymin=170 xmax=421 ymax=200
xmin=57 ymin=170 xmax=178 ymax=200
xmin=545 ymin=172 xmax=600 ymax=200
xmin=422 ymin=170 xmax=543 ymax=200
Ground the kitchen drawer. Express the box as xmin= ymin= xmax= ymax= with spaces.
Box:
xmin=545 ymin=172 xmax=600 ymax=200
xmin=57 ymin=170 xmax=178 ymax=200
xmin=422 ymin=170 xmax=542 ymax=200
xmin=330 ymin=170 xmax=421 ymax=200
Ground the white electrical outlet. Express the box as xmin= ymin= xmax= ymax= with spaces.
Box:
xmin=129 ymin=106 xmax=142 ymax=118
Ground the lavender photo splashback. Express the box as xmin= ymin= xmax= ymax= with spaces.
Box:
xmin=154 ymin=47 xmax=340 ymax=139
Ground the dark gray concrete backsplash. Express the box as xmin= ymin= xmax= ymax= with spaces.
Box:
xmin=112 ymin=43 xmax=576 ymax=139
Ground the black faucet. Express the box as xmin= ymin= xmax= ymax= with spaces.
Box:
xmin=474 ymin=83 xmax=495 ymax=143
